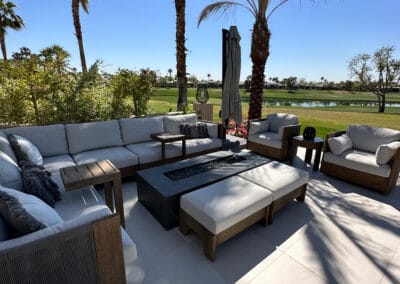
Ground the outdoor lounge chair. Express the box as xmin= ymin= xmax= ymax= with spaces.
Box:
xmin=246 ymin=113 xmax=301 ymax=161
xmin=320 ymin=124 xmax=400 ymax=194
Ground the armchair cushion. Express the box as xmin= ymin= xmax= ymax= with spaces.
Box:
xmin=376 ymin=141 xmax=400 ymax=165
xmin=347 ymin=124 xmax=400 ymax=153
xmin=328 ymin=134 xmax=353 ymax=155
xmin=248 ymin=132 xmax=282 ymax=149
xmin=267 ymin=113 xmax=298 ymax=133
xmin=248 ymin=120 xmax=269 ymax=137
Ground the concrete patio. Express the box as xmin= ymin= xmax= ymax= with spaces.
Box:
xmin=117 ymin=148 xmax=400 ymax=283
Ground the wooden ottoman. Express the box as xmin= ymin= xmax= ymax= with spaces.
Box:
xmin=239 ymin=161 xmax=309 ymax=224
xmin=179 ymin=176 xmax=273 ymax=261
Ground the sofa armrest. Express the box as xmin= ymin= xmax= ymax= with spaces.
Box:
xmin=0 ymin=211 xmax=126 ymax=283
xmin=323 ymin=130 xmax=346 ymax=153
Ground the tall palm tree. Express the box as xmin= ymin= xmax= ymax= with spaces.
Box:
xmin=72 ymin=0 xmax=88 ymax=73
xmin=0 ymin=0 xmax=24 ymax=60
xmin=198 ymin=0 xmax=288 ymax=119
xmin=175 ymin=0 xmax=187 ymax=111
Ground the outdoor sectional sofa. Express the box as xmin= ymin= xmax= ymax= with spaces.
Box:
xmin=320 ymin=124 xmax=400 ymax=194
xmin=0 ymin=113 xmax=224 ymax=282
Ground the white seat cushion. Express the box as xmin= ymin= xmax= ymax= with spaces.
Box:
xmin=247 ymin=131 xmax=282 ymax=149
xmin=43 ymin=155 xmax=76 ymax=173
xmin=125 ymin=141 xmax=181 ymax=164
xmin=267 ymin=113 xmax=298 ymax=132
xmin=239 ymin=161 xmax=309 ymax=201
xmin=72 ymin=147 xmax=139 ymax=169
xmin=163 ymin=114 xmax=197 ymax=134
xmin=181 ymin=176 xmax=273 ymax=234
xmin=323 ymin=150 xmax=391 ymax=177
xmin=119 ymin=116 xmax=164 ymax=144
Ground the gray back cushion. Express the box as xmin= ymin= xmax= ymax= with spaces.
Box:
xmin=120 ymin=116 xmax=164 ymax=144
xmin=3 ymin=124 xmax=68 ymax=157
xmin=267 ymin=113 xmax=299 ymax=133
xmin=0 ymin=151 xmax=22 ymax=190
xmin=163 ymin=114 xmax=197 ymax=134
xmin=66 ymin=120 xmax=123 ymax=154
xmin=347 ymin=124 xmax=400 ymax=153
xmin=0 ymin=130 xmax=17 ymax=163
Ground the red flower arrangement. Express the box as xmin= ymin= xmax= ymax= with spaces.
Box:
xmin=225 ymin=119 xmax=248 ymax=139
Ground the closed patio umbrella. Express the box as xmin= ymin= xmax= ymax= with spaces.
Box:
xmin=221 ymin=25 xmax=242 ymax=127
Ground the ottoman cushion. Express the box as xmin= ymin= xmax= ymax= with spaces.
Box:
xmin=239 ymin=161 xmax=309 ymax=201
xmin=180 ymin=176 xmax=272 ymax=234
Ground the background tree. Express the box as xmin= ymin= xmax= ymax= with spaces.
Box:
xmin=198 ymin=0 xmax=289 ymax=119
xmin=207 ymin=73 xmax=211 ymax=81
xmin=174 ymin=0 xmax=187 ymax=111
xmin=348 ymin=53 xmax=371 ymax=91
xmin=348 ymin=46 xmax=400 ymax=112
xmin=0 ymin=0 xmax=24 ymax=60
xmin=167 ymin=68 xmax=173 ymax=81
xmin=72 ymin=0 xmax=89 ymax=73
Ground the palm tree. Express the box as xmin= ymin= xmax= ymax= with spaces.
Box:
xmin=72 ymin=0 xmax=88 ymax=73
xmin=0 ymin=0 xmax=24 ymax=60
xmin=168 ymin=68 xmax=173 ymax=81
xmin=207 ymin=73 xmax=211 ymax=81
xmin=174 ymin=0 xmax=187 ymax=111
xmin=198 ymin=0 xmax=289 ymax=119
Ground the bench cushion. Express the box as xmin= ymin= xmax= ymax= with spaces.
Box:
xmin=3 ymin=125 xmax=68 ymax=157
xmin=119 ymin=117 xmax=164 ymax=144
xmin=72 ymin=147 xmax=139 ymax=169
xmin=66 ymin=120 xmax=123 ymax=154
xmin=239 ymin=161 xmax=309 ymax=201
xmin=125 ymin=141 xmax=182 ymax=164
xmin=163 ymin=114 xmax=197 ymax=134
xmin=43 ymin=155 xmax=76 ymax=173
xmin=170 ymin=137 xmax=222 ymax=155
xmin=0 ymin=130 xmax=17 ymax=163
xmin=180 ymin=176 xmax=272 ymax=234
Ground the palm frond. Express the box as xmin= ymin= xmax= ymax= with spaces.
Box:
xmin=267 ymin=0 xmax=288 ymax=21
xmin=80 ymin=0 xmax=89 ymax=13
xmin=245 ymin=0 xmax=258 ymax=15
xmin=197 ymin=1 xmax=254 ymax=27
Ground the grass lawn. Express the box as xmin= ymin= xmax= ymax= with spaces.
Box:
xmin=148 ymin=88 xmax=400 ymax=138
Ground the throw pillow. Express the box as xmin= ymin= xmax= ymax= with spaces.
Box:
xmin=376 ymin=141 xmax=400 ymax=165
xmin=248 ymin=120 xmax=269 ymax=137
xmin=0 ymin=185 xmax=63 ymax=235
xmin=328 ymin=134 xmax=353 ymax=155
xmin=179 ymin=123 xmax=209 ymax=139
xmin=21 ymin=162 xmax=61 ymax=207
xmin=9 ymin=134 xmax=43 ymax=166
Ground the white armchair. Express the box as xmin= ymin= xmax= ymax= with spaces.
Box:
xmin=247 ymin=113 xmax=301 ymax=161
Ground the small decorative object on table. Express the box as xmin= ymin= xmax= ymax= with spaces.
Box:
xmin=303 ymin=126 xmax=316 ymax=140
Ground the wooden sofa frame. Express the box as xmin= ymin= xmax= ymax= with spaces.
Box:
xmin=246 ymin=119 xmax=301 ymax=161
xmin=320 ymin=131 xmax=400 ymax=194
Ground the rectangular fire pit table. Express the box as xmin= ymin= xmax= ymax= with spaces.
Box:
xmin=135 ymin=150 xmax=269 ymax=230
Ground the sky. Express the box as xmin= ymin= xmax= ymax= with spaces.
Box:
xmin=6 ymin=0 xmax=400 ymax=83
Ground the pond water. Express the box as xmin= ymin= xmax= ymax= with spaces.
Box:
xmin=260 ymin=100 xmax=400 ymax=108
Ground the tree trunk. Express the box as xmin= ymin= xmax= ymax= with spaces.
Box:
xmin=72 ymin=0 xmax=88 ymax=73
xmin=248 ymin=18 xmax=270 ymax=120
xmin=175 ymin=0 xmax=187 ymax=111
xmin=0 ymin=33 xmax=7 ymax=60
xmin=376 ymin=92 xmax=386 ymax=113
xmin=30 ymin=89 xmax=40 ymax=124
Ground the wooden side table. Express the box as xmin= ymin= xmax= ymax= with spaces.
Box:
xmin=151 ymin=132 xmax=186 ymax=160
xmin=290 ymin=136 xmax=324 ymax=171
xmin=60 ymin=160 xmax=125 ymax=228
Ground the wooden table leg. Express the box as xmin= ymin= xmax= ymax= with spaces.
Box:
xmin=313 ymin=145 xmax=323 ymax=171
xmin=182 ymin=138 xmax=186 ymax=159
xmin=112 ymin=175 xmax=125 ymax=228
xmin=104 ymin=181 xmax=114 ymax=212
xmin=305 ymin=149 xmax=313 ymax=164
xmin=290 ymin=144 xmax=298 ymax=165
xmin=161 ymin=141 xmax=166 ymax=160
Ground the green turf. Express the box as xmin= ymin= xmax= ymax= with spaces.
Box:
xmin=148 ymin=88 xmax=400 ymax=138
